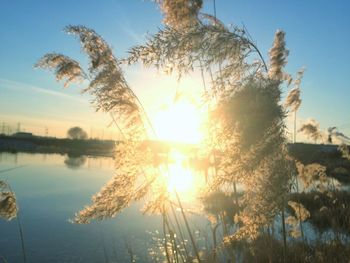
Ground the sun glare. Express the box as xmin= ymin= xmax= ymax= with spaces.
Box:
xmin=166 ymin=150 xmax=196 ymax=199
xmin=153 ymin=100 xmax=203 ymax=144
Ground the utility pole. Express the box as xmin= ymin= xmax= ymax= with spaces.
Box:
xmin=17 ymin=122 xmax=21 ymax=133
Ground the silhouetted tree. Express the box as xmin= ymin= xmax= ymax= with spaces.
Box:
xmin=67 ymin=126 xmax=88 ymax=140
xmin=64 ymin=154 xmax=87 ymax=169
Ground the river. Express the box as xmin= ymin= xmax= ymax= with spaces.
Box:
xmin=0 ymin=152 xmax=165 ymax=263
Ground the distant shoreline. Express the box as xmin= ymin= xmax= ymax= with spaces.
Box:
xmin=0 ymin=135 xmax=116 ymax=157
xmin=1 ymin=135 xmax=349 ymax=183
xmin=0 ymin=135 xmax=197 ymax=158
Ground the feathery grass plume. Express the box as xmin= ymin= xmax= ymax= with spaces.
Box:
xmin=127 ymin=17 xmax=266 ymax=91
xmin=212 ymin=30 xmax=294 ymax=247
xmin=286 ymin=88 xmax=301 ymax=109
xmin=286 ymin=201 xmax=310 ymax=238
xmin=0 ymin=181 xmax=18 ymax=221
xmin=128 ymin=11 xmax=293 ymax=243
xmin=225 ymin=148 xmax=294 ymax=242
xmin=37 ymin=26 xmax=176 ymax=224
xmin=37 ymin=26 xmax=148 ymax=138
xmin=38 ymin=5 xmax=297 ymax=258
xmin=268 ymin=30 xmax=289 ymax=81
xmin=74 ymin=134 xmax=197 ymax=223
xmin=199 ymin=13 xmax=226 ymax=29
xmin=285 ymin=68 xmax=305 ymax=112
xmin=156 ymin=0 xmax=203 ymax=29
xmin=73 ymin=140 xmax=170 ymax=223
xmin=338 ymin=143 xmax=350 ymax=160
xmin=35 ymin=53 xmax=86 ymax=88
xmin=288 ymin=201 xmax=310 ymax=221
xmin=285 ymin=67 xmax=305 ymax=143
xmin=328 ymin=127 xmax=350 ymax=144
xmin=293 ymin=67 xmax=305 ymax=87
xmin=202 ymin=191 xmax=239 ymax=225
xmin=298 ymin=119 xmax=323 ymax=143
xmin=327 ymin=126 xmax=337 ymax=143
xmin=296 ymin=162 xmax=331 ymax=192
xmin=209 ymin=76 xmax=293 ymax=242
xmin=204 ymin=46 xmax=294 ymax=240
xmin=0 ymin=181 xmax=26 ymax=263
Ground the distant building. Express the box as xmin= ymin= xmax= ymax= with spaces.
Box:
xmin=12 ymin=132 xmax=33 ymax=138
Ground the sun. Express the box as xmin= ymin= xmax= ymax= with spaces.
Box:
xmin=153 ymin=100 xmax=204 ymax=144
xmin=150 ymin=81 xmax=206 ymax=198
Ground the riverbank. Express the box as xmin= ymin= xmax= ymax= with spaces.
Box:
xmin=0 ymin=135 xmax=115 ymax=157
xmin=1 ymin=135 xmax=349 ymax=182
xmin=0 ymin=135 xmax=196 ymax=158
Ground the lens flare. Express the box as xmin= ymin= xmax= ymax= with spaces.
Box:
xmin=153 ymin=101 xmax=203 ymax=144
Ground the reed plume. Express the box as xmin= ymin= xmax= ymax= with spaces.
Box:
xmin=127 ymin=16 xmax=265 ymax=90
xmin=0 ymin=180 xmax=27 ymax=263
xmin=128 ymin=11 xmax=294 ymax=244
xmin=156 ymin=0 xmax=203 ymax=29
xmin=285 ymin=67 xmax=305 ymax=142
xmin=37 ymin=4 xmax=298 ymax=259
xmin=36 ymin=26 xmax=173 ymax=223
xmin=35 ymin=53 xmax=86 ymax=88
xmin=285 ymin=86 xmax=301 ymax=111
xmin=286 ymin=201 xmax=310 ymax=238
xmin=328 ymin=127 xmax=350 ymax=144
xmin=285 ymin=67 xmax=304 ymax=112
xmin=338 ymin=143 xmax=350 ymax=160
xmin=298 ymin=119 xmax=323 ymax=143
xmin=0 ymin=180 xmax=17 ymax=221
xmin=268 ymin=30 xmax=289 ymax=81
xmin=296 ymin=162 xmax=331 ymax=192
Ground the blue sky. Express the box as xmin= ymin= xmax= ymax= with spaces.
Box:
xmin=0 ymin=0 xmax=349 ymax=139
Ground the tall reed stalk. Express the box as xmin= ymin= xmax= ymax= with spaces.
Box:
xmin=170 ymin=202 xmax=190 ymax=261
xmin=3 ymin=182 xmax=27 ymax=263
xmin=0 ymin=255 xmax=9 ymax=263
xmin=162 ymin=211 xmax=171 ymax=263
xmin=281 ymin=206 xmax=287 ymax=262
xmin=175 ymin=191 xmax=201 ymax=263
xmin=16 ymin=215 xmax=27 ymax=263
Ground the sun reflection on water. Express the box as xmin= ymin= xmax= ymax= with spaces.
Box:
xmin=164 ymin=150 xmax=204 ymax=202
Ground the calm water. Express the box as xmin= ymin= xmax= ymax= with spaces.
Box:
xmin=1 ymin=152 xmax=341 ymax=262
xmin=0 ymin=152 xmax=167 ymax=263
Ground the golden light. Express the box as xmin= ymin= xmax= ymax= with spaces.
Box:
xmin=147 ymin=75 xmax=207 ymax=199
xmin=153 ymin=100 xmax=203 ymax=144
xmin=167 ymin=151 xmax=193 ymax=190
xmin=166 ymin=150 xmax=196 ymax=200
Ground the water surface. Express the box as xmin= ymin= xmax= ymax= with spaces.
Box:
xmin=0 ymin=152 xmax=163 ymax=263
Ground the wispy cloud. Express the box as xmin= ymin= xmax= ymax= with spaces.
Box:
xmin=0 ymin=78 xmax=88 ymax=104
xmin=120 ymin=24 xmax=145 ymax=44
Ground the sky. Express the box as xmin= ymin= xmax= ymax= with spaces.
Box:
xmin=0 ymin=0 xmax=349 ymax=140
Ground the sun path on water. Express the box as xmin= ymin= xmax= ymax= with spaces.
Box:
xmin=150 ymin=76 xmax=207 ymax=199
